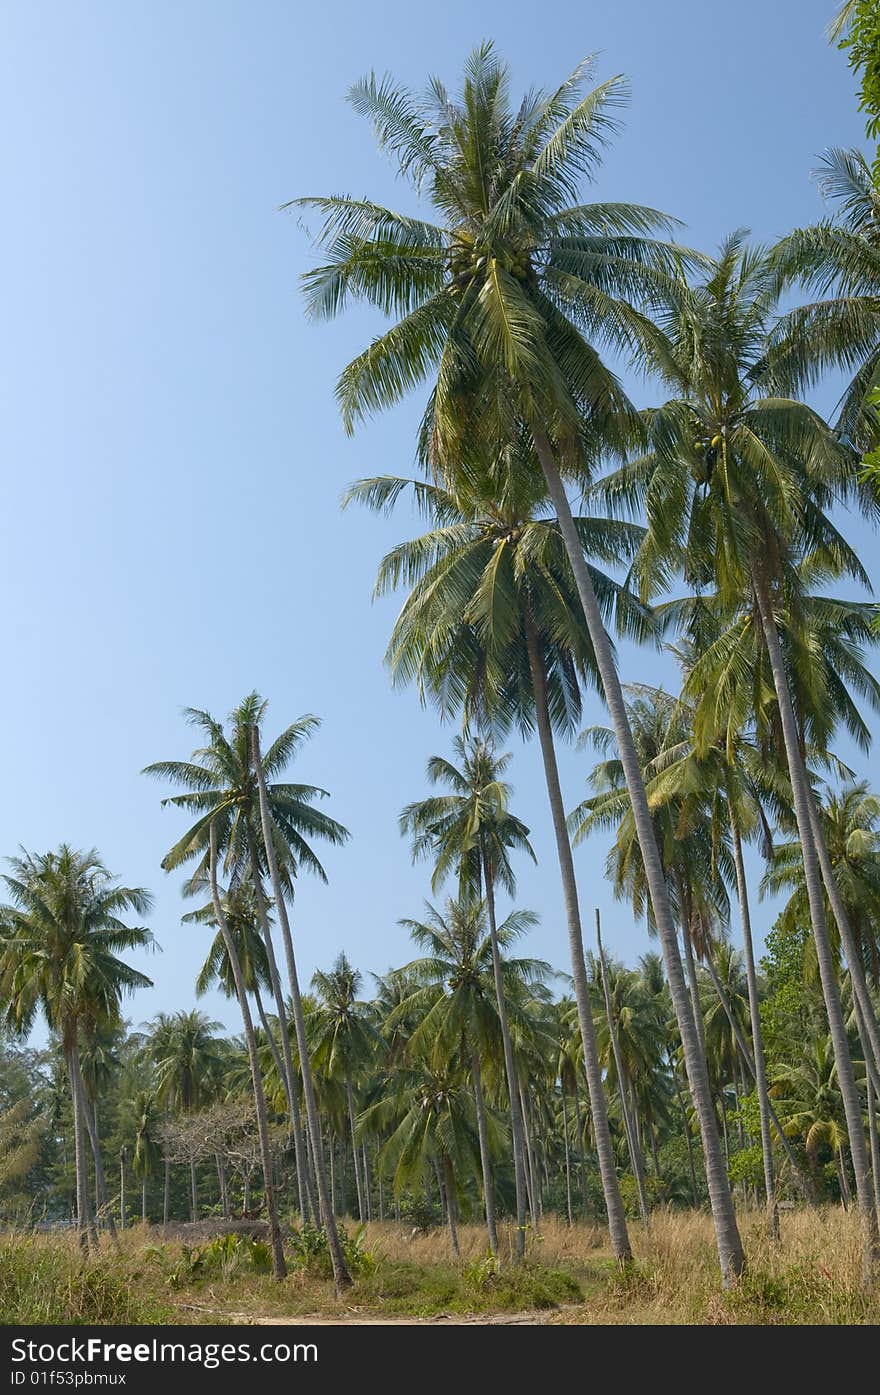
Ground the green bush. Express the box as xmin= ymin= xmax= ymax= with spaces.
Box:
xmin=0 ymin=1236 xmax=174 ymax=1324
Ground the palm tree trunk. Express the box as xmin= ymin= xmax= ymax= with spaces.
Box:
xmin=482 ymin=861 xmax=529 ymax=1259
xmin=524 ymin=613 xmax=632 ymax=1262
xmin=804 ymin=798 xmax=880 ymax=1094
xmin=867 ymin=1071 xmax=880 ymax=1217
xmin=561 ymin=1088 xmax=573 ymax=1227
xmin=248 ymin=840 xmax=315 ymax=1223
xmin=67 ymin=1042 xmax=91 ymax=1253
xmin=753 ymin=567 xmax=878 ymax=1286
xmin=362 ymin=1144 xmax=372 ymax=1221
xmin=330 ymin=1136 xmax=336 ymax=1216
xmin=142 ymin=1178 xmax=147 ymax=1224
xmin=471 ymin=1051 xmax=498 ymax=1255
xmin=209 ymin=825 xmax=287 ymax=1280
xmin=251 ymin=727 xmax=351 ymax=1289
xmin=519 ymin=1084 xmax=538 ymax=1225
xmin=574 ymin=1088 xmax=589 ymax=1217
xmin=669 ymin=1049 xmax=699 ymax=1207
xmin=596 ymin=913 xmax=650 ymax=1228
xmin=84 ymin=1098 xmax=118 ymax=1244
xmin=838 ymin=1147 xmax=852 ymax=1210
xmin=347 ymin=1080 xmax=364 ymax=1221
xmin=162 ymin=1121 xmax=170 ymax=1226
xmin=532 ymin=428 xmax=744 ymax=1284
xmin=119 ymin=1151 xmax=126 ymax=1230
xmin=443 ymin=1156 xmax=460 ymax=1258
xmin=729 ymin=816 xmax=778 ymax=1237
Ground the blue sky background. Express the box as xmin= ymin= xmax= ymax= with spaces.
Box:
xmin=1 ymin=1 xmax=875 ymax=1041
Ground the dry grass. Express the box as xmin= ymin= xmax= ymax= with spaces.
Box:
xmin=1 ymin=1208 xmax=877 ymax=1325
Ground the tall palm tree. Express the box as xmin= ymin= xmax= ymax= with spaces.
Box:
xmin=132 ymin=1090 xmax=162 ymax=1223
xmin=395 ymin=896 xmax=549 ymax=1253
xmin=310 ymin=952 xmax=381 ymax=1222
xmin=144 ymin=696 xmax=347 ymax=1225
xmin=0 ymin=846 xmax=153 ymax=1251
xmin=399 ymin=734 xmax=535 ymax=1254
xmin=763 ymin=782 xmax=880 ymax=983
xmin=351 ymin=461 xmax=643 ymax=1263
xmin=146 ymin=1008 xmax=225 ymax=1221
xmin=771 ymin=147 xmax=880 ymax=451
xmin=602 ymin=233 xmax=879 ymax=1281
xmin=298 ymin=44 xmax=744 ymax=1282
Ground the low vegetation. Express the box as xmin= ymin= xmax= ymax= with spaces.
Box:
xmin=1 ymin=1209 xmax=876 ymax=1326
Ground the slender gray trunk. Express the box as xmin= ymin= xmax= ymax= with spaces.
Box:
xmin=67 ymin=1041 xmax=91 ymax=1253
xmin=248 ymin=841 xmax=314 ymax=1223
xmin=524 ymin=613 xmax=632 ymax=1260
xmin=519 ymin=1084 xmax=538 ymax=1225
xmin=753 ymin=568 xmax=878 ymax=1286
xmin=669 ymin=1050 xmax=699 ymax=1206
xmin=730 ymin=817 xmax=778 ymax=1237
xmin=867 ymin=1071 xmax=880 ymax=1217
xmin=561 ymin=1088 xmax=573 ymax=1227
xmin=347 ymin=1080 xmax=364 ymax=1221
xmin=251 ymin=726 xmax=351 ymax=1289
xmin=482 ymin=863 xmax=529 ymax=1259
xmin=209 ymin=825 xmax=287 ymax=1279
xmin=471 ymin=1052 xmax=498 ymax=1255
xmin=531 ymin=431 xmax=744 ymax=1282
xmin=119 ymin=1149 xmax=126 ymax=1230
xmin=142 ymin=1178 xmax=147 ymax=1224
xmin=596 ymin=913 xmax=650 ymax=1228
xmin=84 ymin=1097 xmax=118 ymax=1244
xmin=162 ymin=1123 xmax=170 ymax=1226
xmin=443 ymin=1156 xmax=460 ymax=1257
xmin=805 ymin=799 xmax=880 ymax=1095
xmin=362 ymin=1143 xmax=372 ymax=1221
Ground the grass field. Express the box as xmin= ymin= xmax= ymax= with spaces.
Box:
xmin=1 ymin=1209 xmax=876 ymax=1326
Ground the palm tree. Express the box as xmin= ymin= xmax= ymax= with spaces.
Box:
xmin=249 ymin=716 xmax=351 ymax=1287
xmin=0 ymin=846 xmax=153 ymax=1251
xmin=310 ymin=953 xmax=380 ymax=1222
xmin=146 ymin=1008 xmax=225 ymax=1221
xmin=770 ymin=147 xmax=880 ymax=451
xmin=601 ymin=232 xmax=879 ymax=1282
xmin=132 ymin=1090 xmax=162 ymax=1223
xmin=395 ymin=896 xmax=549 ymax=1253
xmin=763 ymin=782 xmax=880 ymax=983
xmin=183 ymin=879 xmax=294 ymax=1131
xmin=362 ymin=1058 xmax=483 ymax=1256
xmin=350 ymin=461 xmax=644 ymax=1263
xmin=298 ymin=44 xmax=744 ymax=1283
xmin=399 ymin=734 xmax=535 ymax=1255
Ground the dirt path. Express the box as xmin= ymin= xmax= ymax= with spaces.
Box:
xmin=175 ymin=1302 xmax=561 ymax=1326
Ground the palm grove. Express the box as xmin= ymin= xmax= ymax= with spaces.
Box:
xmin=3 ymin=18 xmax=880 ymax=1295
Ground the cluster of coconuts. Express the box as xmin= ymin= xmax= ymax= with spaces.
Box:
xmin=691 ymin=430 xmax=723 ymax=485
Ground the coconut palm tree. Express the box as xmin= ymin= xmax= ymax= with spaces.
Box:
xmin=143 ymin=695 xmax=348 ymax=1225
xmin=0 ymin=847 xmax=153 ymax=1251
xmin=145 ymin=1008 xmax=225 ymax=1221
xmin=399 ymin=734 xmax=535 ymax=1254
xmin=298 ymin=44 xmax=744 ymax=1282
xmin=600 ymin=232 xmax=879 ymax=1282
xmin=763 ymin=782 xmax=880 ymax=983
xmin=349 ymin=460 xmax=645 ymax=1263
xmin=132 ymin=1090 xmax=162 ymax=1223
xmin=309 ymin=953 xmax=381 ymax=1222
xmin=770 ymin=146 xmax=880 ymax=451
xmin=362 ymin=1058 xmax=483 ymax=1256
xmin=395 ymin=896 xmax=549 ymax=1253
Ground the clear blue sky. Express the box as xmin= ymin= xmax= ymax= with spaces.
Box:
xmin=1 ymin=1 xmax=875 ymax=1040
